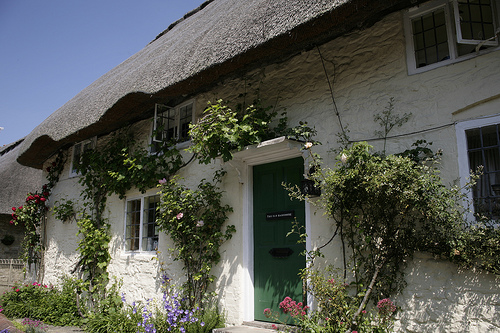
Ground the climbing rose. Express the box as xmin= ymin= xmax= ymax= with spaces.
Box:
xmin=196 ymin=220 xmax=204 ymax=227
xmin=176 ymin=213 xmax=183 ymax=220
xmin=159 ymin=178 xmax=167 ymax=184
xmin=304 ymin=142 xmax=313 ymax=149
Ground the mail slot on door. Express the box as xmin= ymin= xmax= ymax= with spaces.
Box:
xmin=269 ymin=247 xmax=294 ymax=258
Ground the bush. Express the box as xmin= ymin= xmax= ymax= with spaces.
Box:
xmin=84 ymin=277 xmax=225 ymax=333
xmin=0 ymin=277 xmax=82 ymax=326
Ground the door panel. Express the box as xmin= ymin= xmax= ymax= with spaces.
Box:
xmin=253 ymin=157 xmax=305 ymax=322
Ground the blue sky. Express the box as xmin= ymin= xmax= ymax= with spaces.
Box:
xmin=0 ymin=0 xmax=206 ymax=147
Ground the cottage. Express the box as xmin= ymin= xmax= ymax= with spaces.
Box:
xmin=0 ymin=139 xmax=42 ymax=290
xmin=16 ymin=0 xmax=500 ymax=331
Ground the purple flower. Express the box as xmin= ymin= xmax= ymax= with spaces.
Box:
xmin=159 ymin=178 xmax=167 ymax=184
xmin=196 ymin=220 xmax=204 ymax=227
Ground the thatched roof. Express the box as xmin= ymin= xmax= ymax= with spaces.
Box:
xmin=0 ymin=140 xmax=42 ymax=215
xmin=18 ymin=0 xmax=425 ymax=168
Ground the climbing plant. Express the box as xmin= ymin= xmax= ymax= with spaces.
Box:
xmin=66 ymin=129 xmax=185 ymax=302
xmin=289 ymin=139 xmax=500 ymax=331
xmin=10 ymin=152 xmax=65 ymax=270
xmin=156 ymin=170 xmax=235 ymax=307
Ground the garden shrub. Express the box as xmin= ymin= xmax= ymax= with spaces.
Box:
xmin=0 ymin=276 xmax=82 ymax=326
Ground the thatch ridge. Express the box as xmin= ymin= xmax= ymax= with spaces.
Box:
xmin=0 ymin=139 xmax=42 ymax=215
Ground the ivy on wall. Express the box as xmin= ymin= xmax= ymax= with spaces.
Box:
xmin=10 ymin=153 xmax=65 ymax=272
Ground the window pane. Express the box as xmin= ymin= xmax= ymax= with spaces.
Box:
xmin=466 ymin=123 xmax=500 ymax=218
xmin=142 ymin=195 xmax=160 ymax=251
xmin=481 ymin=125 xmax=499 ymax=147
xmin=466 ymin=128 xmax=481 ymax=149
xmin=72 ymin=143 xmax=82 ymax=173
xmin=411 ymin=9 xmax=449 ymax=67
xmin=437 ymin=42 xmax=450 ymax=61
xmin=179 ymin=104 xmax=193 ymax=141
xmin=483 ymin=147 xmax=500 ymax=173
xmin=436 ymin=25 xmax=448 ymax=44
xmin=458 ymin=0 xmax=496 ymax=41
xmin=126 ymin=199 xmax=141 ymax=251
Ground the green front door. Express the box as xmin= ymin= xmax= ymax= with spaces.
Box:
xmin=253 ymin=157 xmax=305 ymax=322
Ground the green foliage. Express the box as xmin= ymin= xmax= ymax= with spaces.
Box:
xmin=0 ymin=277 xmax=83 ymax=326
xmin=373 ymin=98 xmax=412 ymax=155
xmin=263 ymin=268 xmax=397 ymax=333
xmin=74 ymin=213 xmax=112 ymax=298
xmin=188 ymin=100 xmax=281 ymax=163
xmin=52 ymin=198 xmax=77 ymax=223
xmin=157 ymin=171 xmax=235 ymax=307
xmin=319 ymin=142 xmax=470 ymax=299
xmin=85 ymin=280 xmax=225 ymax=333
xmin=189 ymin=99 xmax=324 ymax=165
xmin=68 ymin=128 xmax=184 ymax=301
xmin=10 ymin=152 xmax=65 ymax=267
xmin=84 ymin=281 xmax=140 ymax=333
xmin=188 ymin=298 xmax=226 ymax=333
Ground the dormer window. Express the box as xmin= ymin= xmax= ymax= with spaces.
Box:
xmin=152 ymin=100 xmax=194 ymax=151
xmin=69 ymin=137 xmax=96 ymax=177
xmin=404 ymin=0 xmax=499 ymax=74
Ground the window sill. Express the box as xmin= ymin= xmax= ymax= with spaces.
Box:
xmin=408 ymin=45 xmax=500 ymax=75
xmin=121 ymin=250 xmax=158 ymax=258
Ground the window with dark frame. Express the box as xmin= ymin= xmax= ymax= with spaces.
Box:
xmin=405 ymin=0 xmax=499 ymax=73
xmin=466 ymin=123 xmax=500 ymax=218
xmin=152 ymin=101 xmax=194 ymax=152
xmin=412 ymin=8 xmax=450 ymax=67
xmin=70 ymin=138 xmax=95 ymax=177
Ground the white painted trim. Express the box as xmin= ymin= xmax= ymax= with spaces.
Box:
xmin=242 ymin=162 xmax=254 ymax=321
xmin=236 ymin=137 xmax=310 ymax=321
xmin=123 ymin=191 xmax=161 ymax=254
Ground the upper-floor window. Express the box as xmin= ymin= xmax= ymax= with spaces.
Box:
xmin=151 ymin=100 xmax=194 ymax=152
xmin=404 ymin=0 xmax=499 ymax=74
xmin=124 ymin=194 xmax=160 ymax=252
xmin=69 ymin=138 xmax=95 ymax=177
xmin=456 ymin=115 xmax=500 ymax=220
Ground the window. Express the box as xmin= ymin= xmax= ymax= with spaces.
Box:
xmin=405 ymin=0 xmax=499 ymax=74
xmin=69 ymin=138 xmax=95 ymax=177
xmin=151 ymin=100 xmax=194 ymax=151
xmin=456 ymin=115 xmax=500 ymax=219
xmin=125 ymin=194 xmax=160 ymax=252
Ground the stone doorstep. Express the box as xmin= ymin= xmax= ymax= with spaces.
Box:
xmin=214 ymin=321 xmax=297 ymax=333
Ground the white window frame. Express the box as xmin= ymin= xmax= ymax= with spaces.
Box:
xmin=152 ymin=99 xmax=195 ymax=149
xmin=404 ymin=0 xmax=500 ymax=74
xmin=456 ymin=114 xmax=500 ymax=221
xmin=69 ymin=137 xmax=96 ymax=178
xmin=124 ymin=193 xmax=161 ymax=253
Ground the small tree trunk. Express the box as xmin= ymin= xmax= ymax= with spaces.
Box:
xmin=349 ymin=260 xmax=384 ymax=332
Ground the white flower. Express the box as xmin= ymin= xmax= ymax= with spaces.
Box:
xmin=340 ymin=153 xmax=348 ymax=164
xmin=304 ymin=142 xmax=313 ymax=149
xmin=196 ymin=220 xmax=204 ymax=227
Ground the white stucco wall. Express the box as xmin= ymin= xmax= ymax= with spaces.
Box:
xmin=40 ymin=6 xmax=500 ymax=333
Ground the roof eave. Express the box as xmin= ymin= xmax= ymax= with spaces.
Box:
xmin=17 ymin=0 xmax=426 ymax=169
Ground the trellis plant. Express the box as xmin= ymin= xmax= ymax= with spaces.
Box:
xmin=67 ymin=129 xmax=185 ymax=302
xmin=10 ymin=153 xmax=65 ymax=269
xmin=156 ymin=170 xmax=235 ymax=307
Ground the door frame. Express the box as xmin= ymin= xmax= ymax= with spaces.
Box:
xmin=232 ymin=137 xmax=312 ymax=322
